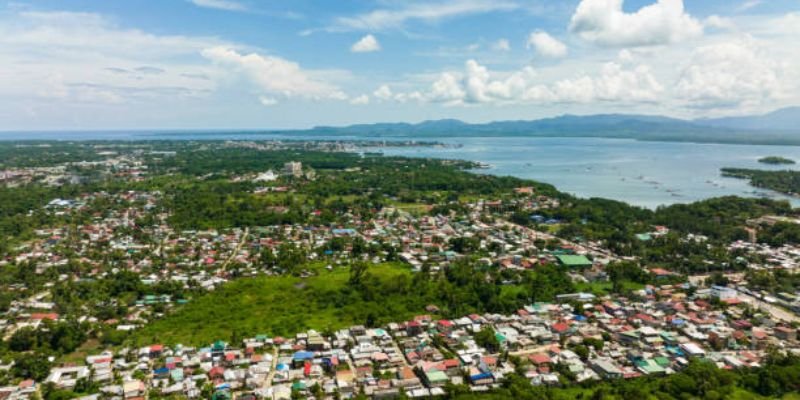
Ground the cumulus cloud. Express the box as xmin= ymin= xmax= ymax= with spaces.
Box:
xmin=373 ymin=85 xmax=394 ymax=100
xmin=351 ymin=34 xmax=381 ymax=53
xmin=388 ymin=59 xmax=663 ymax=106
xmin=676 ymin=41 xmax=784 ymax=109
xmin=569 ymin=0 xmax=703 ymax=47
xmin=527 ymin=31 xmax=567 ymax=58
xmin=189 ymin=0 xmax=246 ymax=12
xmin=0 ymin=10 xmax=219 ymax=106
xmin=201 ymin=46 xmax=347 ymax=102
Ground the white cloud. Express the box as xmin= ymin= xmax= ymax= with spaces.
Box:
xmin=350 ymin=94 xmax=370 ymax=105
xmin=737 ymin=0 xmax=762 ymax=12
xmin=527 ymin=31 xmax=567 ymax=58
xmin=492 ymin=38 xmax=511 ymax=51
xmin=351 ymin=34 xmax=381 ymax=53
xmin=373 ymin=85 xmax=394 ymax=100
xmin=676 ymin=40 xmax=785 ymax=109
xmin=332 ymin=0 xmax=519 ymax=31
xmin=569 ymin=0 xmax=703 ymax=47
xmin=201 ymin=46 xmax=347 ymax=100
xmin=617 ymin=49 xmax=634 ymax=63
xmin=259 ymin=96 xmax=278 ymax=106
xmin=769 ymin=12 xmax=800 ymax=35
xmin=704 ymin=15 xmax=735 ymax=30
xmin=0 ymin=10 xmax=219 ymax=106
xmin=189 ymin=0 xmax=246 ymax=12
xmin=390 ymin=59 xmax=663 ymax=106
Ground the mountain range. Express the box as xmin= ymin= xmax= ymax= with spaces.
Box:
xmin=285 ymin=107 xmax=800 ymax=146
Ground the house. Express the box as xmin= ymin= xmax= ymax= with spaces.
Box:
xmin=46 ymin=366 xmax=90 ymax=389
xmin=555 ymin=255 xmax=593 ymax=269
xmin=468 ymin=367 xmax=493 ymax=385
xmin=635 ymin=359 xmax=667 ymax=376
xmin=774 ymin=327 xmax=797 ymax=342
xmin=123 ymin=380 xmax=146 ymax=399
xmin=528 ymin=353 xmax=551 ymax=373
xmin=710 ymin=286 xmax=737 ymax=301
xmin=680 ymin=342 xmax=706 ymax=358
xmin=591 ymin=359 xmax=623 ymax=379
xmin=423 ymin=369 xmax=449 ymax=387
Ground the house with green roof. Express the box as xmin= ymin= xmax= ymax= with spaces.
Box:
xmin=555 ymin=254 xmax=593 ymax=268
xmin=636 ymin=359 xmax=667 ymax=375
xmin=424 ymin=370 xmax=449 ymax=387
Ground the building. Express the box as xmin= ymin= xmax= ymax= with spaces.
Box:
xmin=710 ymin=285 xmax=737 ymax=301
xmin=590 ymin=359 xmax=622 ymax=379
xmin=555 ymin=255 xmax=593 ymax=268
xmin=253 ymin=170 xmax=277 ymax=182
xmin=283 ymin=162 xmax=302 ymax=178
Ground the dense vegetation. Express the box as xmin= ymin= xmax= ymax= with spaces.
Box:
xmin=722 ymin=168 xmax=800 ymax=196
xmin=134 ymin=261 xmax=575 ymax=346
xmin=759 ymin=156 xmax=796 ymax=165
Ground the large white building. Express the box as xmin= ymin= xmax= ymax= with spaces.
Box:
xmin=283 ymin=161 xmax=302 ymax=177
xmin=711 ymin=285 xmax=737 ymax=301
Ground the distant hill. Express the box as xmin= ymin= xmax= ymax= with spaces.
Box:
xmin=297 ymin=109 xmax=800 ymax=145
xmin=695 ymin=107 xmax=800 ymax=131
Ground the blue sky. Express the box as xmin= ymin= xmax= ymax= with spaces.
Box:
xmin=1 ymin=0 xmax=799 ymax=130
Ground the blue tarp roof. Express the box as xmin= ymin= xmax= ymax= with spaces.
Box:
xmin=293 ymin=351 xmax=314 ymax=360
xmin=470 ymin=372 xmax=493 ymax=381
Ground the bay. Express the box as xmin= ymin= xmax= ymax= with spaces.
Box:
xmin=2 ymin=130 xmax=799 ymax=208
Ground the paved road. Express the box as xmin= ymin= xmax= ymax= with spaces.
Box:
xmin=737 ymin=291 xmax=800 ymax=323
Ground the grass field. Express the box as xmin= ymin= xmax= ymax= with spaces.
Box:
xmin=575 ymin=281 xmax=645 ymax=296
xmin=132 ymin=263 xmax=422 ymax=346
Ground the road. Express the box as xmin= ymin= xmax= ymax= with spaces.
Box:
xmin=737 ymin=291 xmax=800 ymax=323
xmin=263 ymin=346 xmax=279 ymax=388
xmin=221 ymin=227 xmax=249 ymax=271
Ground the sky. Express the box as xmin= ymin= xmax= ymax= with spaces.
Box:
xmin=1 ymin=0 xmax=799 ymax=130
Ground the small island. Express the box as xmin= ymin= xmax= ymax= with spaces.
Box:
xmin=758 ymin=156 xmax=795 ymax=165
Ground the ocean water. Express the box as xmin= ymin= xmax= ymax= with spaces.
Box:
xmin=376 ymin=137 xmax=800 ymax=209
xmin=1 ymin=131 xmax=799 ymax=208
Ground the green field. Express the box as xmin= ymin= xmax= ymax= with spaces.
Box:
xmin=575 ymin=280 xmax=646 ymax=296
xmin=132 ymin=263 xmax=423 ymax=346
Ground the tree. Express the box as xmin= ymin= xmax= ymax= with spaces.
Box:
xmin=474 ymin=326 xmax=501 ymax=354
xmin=349 ymin=261 xmax=369 ymax=287
xmin=9 ymin=327 xmax=36 ymax=352
xmin=12 ymin=353 xmax=51 ymax=381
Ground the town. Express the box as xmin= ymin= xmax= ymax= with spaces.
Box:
xmin=0 ymin=141 xmax=799 ymax=400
